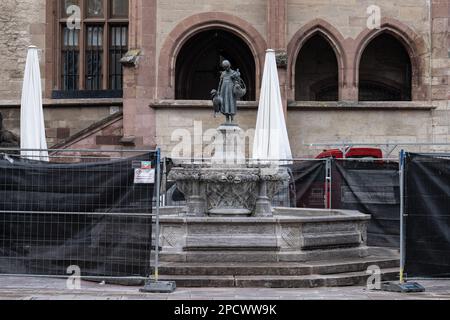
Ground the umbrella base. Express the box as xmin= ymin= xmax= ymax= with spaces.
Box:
xmin=140 ymin=281 xmax=177 ymax=293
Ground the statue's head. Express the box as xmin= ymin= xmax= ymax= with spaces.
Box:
xmin=222 ymin=60 xmax=231 ymax=70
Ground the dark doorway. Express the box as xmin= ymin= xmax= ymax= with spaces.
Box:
xmin=175 ymin=29 xmax=256 ymax=100
xmin=359 ymin=33 xmax=412 ymax=101
xmin=295 ymin=34 xmax=339 ymax=101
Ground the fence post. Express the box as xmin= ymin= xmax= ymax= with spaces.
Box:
xmin=399 ymin=149 xmax=406 ymax=284
xmin=140 ymin=148 xmax=176 ymax=293
xmin=154 ymin=148 xmax=161 ymax=282
xmin=325 ymin=158 xmax=332 ymax=209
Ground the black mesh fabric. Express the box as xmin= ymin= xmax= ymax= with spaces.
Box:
xmin=0 ymin=153 xmax=155 ymax=278
xmin=290 ymin=160 xmax=327 ymax=209
xmin=404 ymin=153 xmax=450 ymax=278
xmin=333 ymin=160 xmax=400 ymax=248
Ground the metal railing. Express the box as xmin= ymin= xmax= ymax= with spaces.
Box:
xmin=307 ymin=142 xmax=450 ymax=158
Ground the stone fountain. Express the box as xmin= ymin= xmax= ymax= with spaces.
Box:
xmin=161 ymin=127 xmax=372 ymax=260
xmin=155 ymin=60 xmax=398 ymax=288
xmin=161 ymin=119 xmax=373 ymax=263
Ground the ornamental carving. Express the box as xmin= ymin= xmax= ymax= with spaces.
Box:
xmin=168 ymin=166 xmax=290 ymax=216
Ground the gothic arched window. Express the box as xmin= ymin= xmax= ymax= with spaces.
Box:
xmin=359 ymin=33 xmax=412 ymax=101
xmin=295 ymin=34 xmax=339 ymax=101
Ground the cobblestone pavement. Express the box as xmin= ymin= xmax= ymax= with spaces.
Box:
xmin=0 ymin=276 xmax=449 ymax=300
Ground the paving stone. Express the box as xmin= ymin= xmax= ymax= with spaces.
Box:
xmin=0 ymin=277 xmax=449 ymax=300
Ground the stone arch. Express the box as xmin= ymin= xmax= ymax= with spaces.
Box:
xmin=175 ymin=29 xmax=256 ymax=101
xmin=157 ymin=12 xmax=267 ymax=100
xmin=287 ymin=19 xmax=347 ymax=101
xmin=353 ymin=18 xmax=428 ymax=100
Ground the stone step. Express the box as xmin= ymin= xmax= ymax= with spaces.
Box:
xmin=160 ymin=251 xmax=280 ymax=263
xmin=236 ymin=268 xmax=400 ymax=288
xmin=156 ymin=258 xmax=399 ymax=277
xmin=153 ymin=268 xmax=400 ymax=288
xmin=157 ymin=263 xmax=311 ymax=276
xmin=312 ymin=258 xmax=399 ymax=275
xmin=159 ymin=246 xmax=376 ymax=263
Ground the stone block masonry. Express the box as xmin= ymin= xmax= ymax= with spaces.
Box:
xmin=0 ymin=0 xmax=448 ymax=154
xmin=0 ymin=0 xmax=46 ymax=101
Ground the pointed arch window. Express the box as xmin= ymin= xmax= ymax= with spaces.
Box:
xmin=295 ymin=34 xmax=339 ymax=101
xmin=359 ymin=33 xmax=412 ymax=101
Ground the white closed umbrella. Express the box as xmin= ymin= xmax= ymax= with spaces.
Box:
xmin=252 ymin=49 xmax=292 ymax=162
xmin=20 ymin=46 xmax=49 ymax=161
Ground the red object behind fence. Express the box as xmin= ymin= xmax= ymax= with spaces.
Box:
xmin=315 ymin=148 xmax=383 ymax=159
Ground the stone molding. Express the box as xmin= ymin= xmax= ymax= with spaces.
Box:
xmin=157 ymin=12 xmax=267 ymax=100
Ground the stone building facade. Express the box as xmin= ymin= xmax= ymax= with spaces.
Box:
xmin=0 ymin=0 xmax=449 ymax=157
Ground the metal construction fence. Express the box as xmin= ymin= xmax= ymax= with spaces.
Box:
xmin=160 ymin=152 xmax=450 ymax=281
xmin=330 ymin=158 xmax=401 ymax=248
xmin=1 ymin=147 xmax=450 ymax=284
xmin=401 ymin=152 xmax=450 ymax=281
xmin=0 ymin=148 xmax=160 ymax=282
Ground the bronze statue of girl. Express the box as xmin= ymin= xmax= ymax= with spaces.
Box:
xmin=211 ymin=60 xmax=246 ymax=124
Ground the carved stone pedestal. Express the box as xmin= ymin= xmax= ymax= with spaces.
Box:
xmin=211 ymin=124 xmax=245 ymax=166
xmin=168 ymin=164 xmax=289 ymax=217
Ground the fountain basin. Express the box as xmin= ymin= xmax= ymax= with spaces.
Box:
xmin=158 ymin=207 xmax=371 ymax=263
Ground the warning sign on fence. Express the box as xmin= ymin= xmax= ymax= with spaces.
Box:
xmin=134 ymin=168 xmax=155 ymax=184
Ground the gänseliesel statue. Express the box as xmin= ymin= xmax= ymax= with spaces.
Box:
xmin=211 ymin=60 xmax=246 ymax=124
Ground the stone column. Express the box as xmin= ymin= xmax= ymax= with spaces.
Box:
xmin=186 ymin=180 xmax=207 ymax=217
xmin=267 ymin=0 xmax=288 ymax=113
xmin=341 ymin=39 xmax=358 ymax=102
xmin=122 ymin=0 xmax=157 ymax=148
xmin=430 ymin=0 xmax=450 ymax=151
xmin=254 ymin=179 xmax=273 ymax=217
xmin=267 ymin=0 xmax=286 ymax=51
